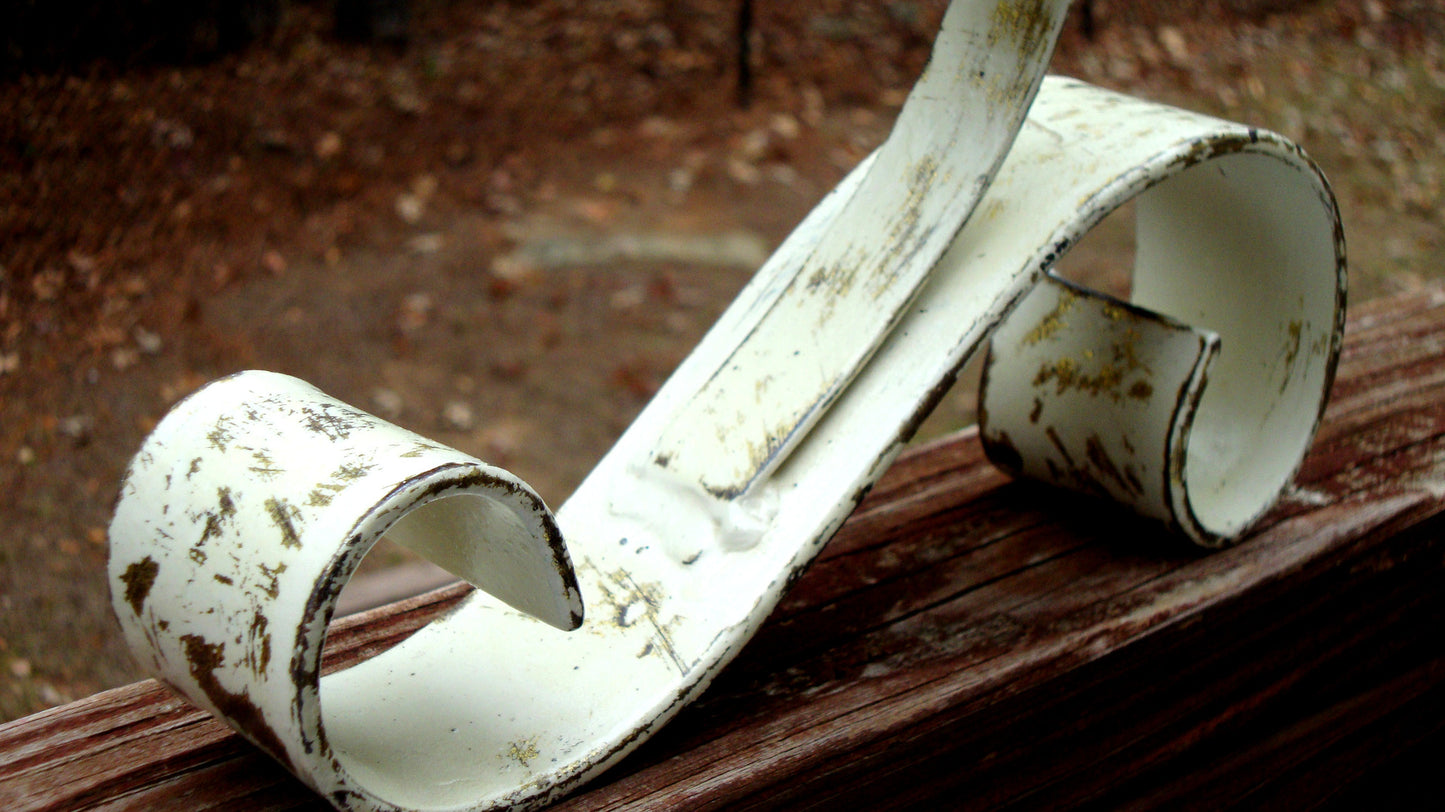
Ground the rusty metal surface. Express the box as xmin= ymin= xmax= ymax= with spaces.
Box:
xmin=104 ymin=2 xmax=1345 ymax=811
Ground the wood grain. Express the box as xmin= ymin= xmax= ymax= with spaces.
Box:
xmin=3 ymin=289 xmax=1443 ymax=811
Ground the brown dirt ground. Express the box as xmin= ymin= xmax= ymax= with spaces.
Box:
xmin=2 ymin=0 xmax=1443 ymax=722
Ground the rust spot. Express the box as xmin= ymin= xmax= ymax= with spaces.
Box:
xmin=892 ymin=364 xmax=963 ymax=458
xmin=206 ymin=416 xmax=235 ymax=452
xmin=264 ymin=498 xmax=303 ymax=549
xmin=1029 ymin=397 xmax=1044 ymax=424
xmin=332 ymin=462 xmax=374 ymax=481
xmin=216 ymin=487 xmax=237 ymax=518
xmin=120 ymin=556 xmax=160 ymax=615
xmin=506 ymin=737 xmax=540 ymax=768
xmin=399 ymin=440 xmax=444 ymax=459
xmin=984 ymin=429 xmax=1024 ymax=474
xmin=989 ymin=0 xmax=1064 ymax=59
xmin=1085 ymin=434 xmax=1144 ymax=497
xmin=1022 ymin=289 xmax=1078 ymax=346
xmin=1033 ymin=328 xmax=1150 ymax=401
xmin=885 ymin=155 xmax=941 ymax=259
xmin=248 ymin=611 xmax=272 ymax=675
xmin=1280 ymin=319 xmax=1305 ymax=394
xmin=249 ymin=449 xmax=284 ymax=480
xmin=195 ymin=487 xmax=239 ymax=549
xmin=197 ymin=514 xmax=224 ymax=546
xmin=300 ymin=402 xmax=371 ymax=441
xmin=179 ymin=634 xmax=291 ymax=767
xmin=289 ymin=560 xmax=338 ymax=756
xmin=1044 ymin=426 xmax=1078 ymax=470
xmin=598 ymin=569 xmax=684 ymax=675
xmin=704 ymin=428 xmax=790 ymax=500
xmin=257 ymin=561 xmax=287 ymax=599
xmin=214 ymin=573 xmax=234 ymax=586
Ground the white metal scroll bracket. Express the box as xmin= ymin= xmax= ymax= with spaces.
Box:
xmin=107 ymin=2 xmax=1345 ymax=810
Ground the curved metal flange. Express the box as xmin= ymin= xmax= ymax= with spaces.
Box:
xmin=107 ymin=4 xmax=1344 ymax=811
xmin=109 ymin=372 xmax=582 ymax=794
xmin=976 ymin=78 xmax=1346 ymax=546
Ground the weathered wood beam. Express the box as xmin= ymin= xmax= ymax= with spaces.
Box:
xmin=2 ymin=288 xmax=1443 ymax=810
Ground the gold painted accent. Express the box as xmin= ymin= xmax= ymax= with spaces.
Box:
xmin=1021 ymin=289 xmax=1078 ymax=346
xmin=1032 ymin=323 xmax=1151 ymax=402
xmin=506 ymin=738 xmax=540 ymax=769
xmin=1034 ymin=357 xmax=1122 ymax=398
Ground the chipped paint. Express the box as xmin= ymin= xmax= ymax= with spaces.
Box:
xmin=1084 ymin=433 xmax=1144 ymax=497
xmin=980 ymin=80 xmax=1343 ymax=545
xmin=646 ymin=0 xmax=1071 ymax=502
xmin=990 ymin=0 xmax=1063 ymax=55
xmin=207 ymin=417 xmax=235 ymax=451
xmin=111 ymin=368 xmax=588 ymax=810
xmin=108 ymin=6 xmax=1344 ymax=811
xmin=1030 ymin=325 xmax=1149 ymax=402
xmin=1021 ymin=287 xmax=1077 ymax=345
xmin=120 ymin=556 xmax=159 ymax=615
xmin=1279 ymin=318 xmax=1305 ymax=394
xmin=264 ymin=498 xmax=303 ymax=549
xmin=595 ymin=568 xmax=686 ymax=675
xmin=180 ymin=633 xmax=291 ymax=765
xmin=505 ymin=738 xmax=541 ymax=769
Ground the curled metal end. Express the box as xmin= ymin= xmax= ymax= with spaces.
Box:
xmin=100 ymin=12 xmax=1346 ymax=810
xmin=108 ymin=370 xmax=582 ymax=786
xmin=981 ymin=278 xmax=1223 ymax=537
xmin=978 ymin=111 xmax=1345 ymax=546
xmin=374 ymin=467 xmax=582 ymax=632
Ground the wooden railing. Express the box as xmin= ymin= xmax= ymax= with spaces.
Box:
xmin=3 ymin=287 xmax=1443 ymax=810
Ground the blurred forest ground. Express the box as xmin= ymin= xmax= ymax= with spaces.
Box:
xmin=2 ymin=0 xmax=1443 ymax=721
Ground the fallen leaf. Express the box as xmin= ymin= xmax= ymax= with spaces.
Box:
xmin=442 ymin=400 xmax=475 ymax=431
xmin=262 ymin=250 xmax=287 ymax=275
xmin=315 ymin=131 xmax=343 ymax=160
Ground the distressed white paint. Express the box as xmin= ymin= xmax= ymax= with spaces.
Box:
xmin=976 ymin=81 xmax=1345 ymax=545
xmin=108 ymin=2 xmax=1345 ymax=810
xmin=650 ymin=0 xmax=1072 ymax=500
xmin=981 ymin=276 xmax=1220 ymax=528
xmin=108 ymin=372 xmax=582 ymax=801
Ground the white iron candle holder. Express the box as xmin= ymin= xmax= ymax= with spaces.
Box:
xmin=109 ymin=2 xmax=1345 ymax=810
